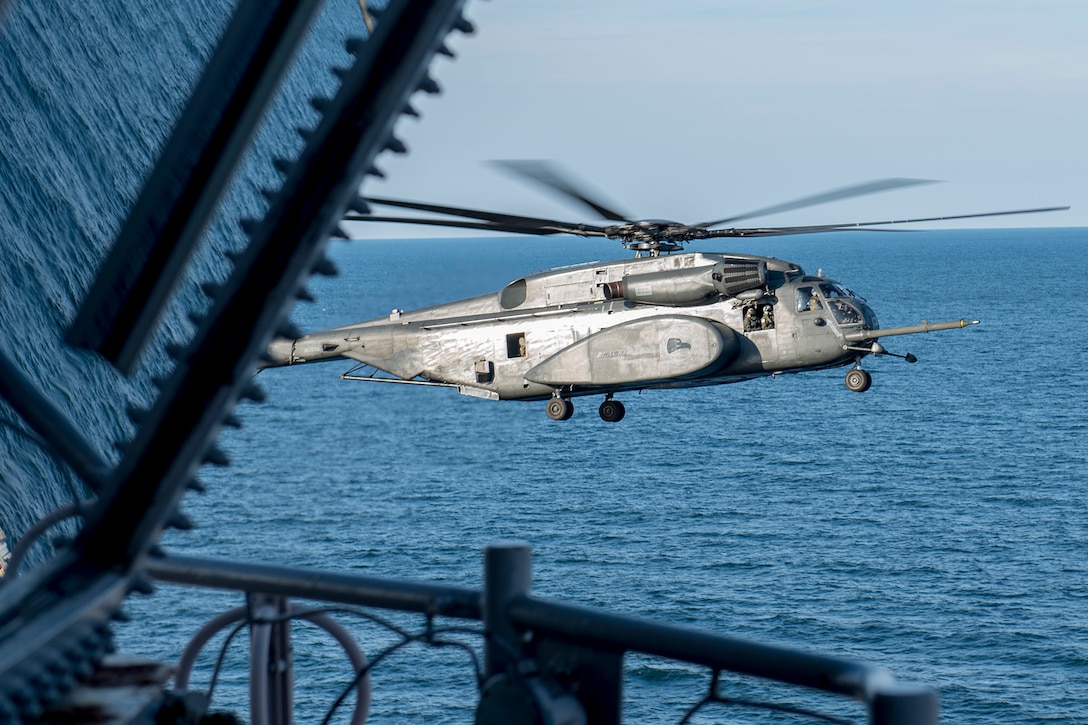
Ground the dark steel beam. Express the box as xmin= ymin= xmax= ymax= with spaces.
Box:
xmin=75 ymin=0 xmax=471 ymax=570
xmin=0 ymin=344 xmax=110 ymax=490
xmin=67 ymin=0 xmax=324 ymax=373
xmin=0 ymin=2 xmax=473 ymax=718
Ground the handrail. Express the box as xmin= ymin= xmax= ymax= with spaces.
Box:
xmin=145 ymin=554 xmax=481 ymax=620
xmin=507 ymin=594 xmax=888 ymax=699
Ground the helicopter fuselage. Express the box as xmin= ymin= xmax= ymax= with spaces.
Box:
xmin=263 ymin=250 xmax=977 ymax=421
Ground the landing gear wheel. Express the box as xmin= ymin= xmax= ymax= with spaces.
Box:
xmin=546 ymin=397 xmax=574 ymax=421
xmin=599 ymin=399 xmax=626 ymax=423
xmin=845 ymin=368 xmax=872 ymax=393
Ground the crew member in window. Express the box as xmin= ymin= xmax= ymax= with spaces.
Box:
xmin=744 ymin=306 xmax=759 ymax=331
xmin=760 ymin=305 xmax=774 ymax=329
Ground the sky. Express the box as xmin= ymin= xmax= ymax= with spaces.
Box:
xmin=351 ymin=0 xmax=1087 ymax=238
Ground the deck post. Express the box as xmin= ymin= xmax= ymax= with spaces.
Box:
xmin=482 ymin=542 xmax=532 ymax=677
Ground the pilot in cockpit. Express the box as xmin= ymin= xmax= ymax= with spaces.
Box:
xmin=797 ymin=286 xmax=823 ymax=312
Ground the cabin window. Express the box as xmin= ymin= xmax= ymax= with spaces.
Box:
xmin=500 ymin=278 xmax=528 ymax=309
xmin=506 ymin=332 xmax=527 ymax=358
xmin=743 ymin=303 xmax=775 ymax=331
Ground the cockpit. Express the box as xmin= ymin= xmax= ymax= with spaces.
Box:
xmin=796 ymin=281 xmax=875 ymax=329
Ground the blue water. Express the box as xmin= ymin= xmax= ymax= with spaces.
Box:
xmin=1 ymin=2 xmax=1086 ymax=723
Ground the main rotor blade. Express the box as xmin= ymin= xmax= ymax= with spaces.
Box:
xmin=491 ymin=160 xmax=633 ymax=222
xmin=360 ymin=196 xmax=609 ymax=235
xmin=703 ymin=205 xmax=1070 ymax=237
xmin=344 ymin=214 xmax=565 ymax=236
xmin=345 ymin=212 xmax=610 ymax=238
xmin=698 ymin=178 xmax=938 ymax=228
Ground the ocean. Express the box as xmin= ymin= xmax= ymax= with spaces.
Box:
xmin=0 ymin=1 xmax=1085 ymax=723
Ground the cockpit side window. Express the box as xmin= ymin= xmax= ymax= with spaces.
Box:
xmin=796 ymin=286 xmax=822 ymax=312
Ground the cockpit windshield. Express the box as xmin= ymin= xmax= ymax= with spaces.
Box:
xmin=798 ymin=283 xmax=867 ymax=326
xmin=819 ymin=282 xmax=865 ymax=304
xmin=827 ymin=299 xmax=863 ymax=325
xmin=819 ymin=283 xmax=847 ymax=298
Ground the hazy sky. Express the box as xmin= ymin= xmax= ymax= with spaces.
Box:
xmin=353 ymin=1 xmax=1086 ymax=237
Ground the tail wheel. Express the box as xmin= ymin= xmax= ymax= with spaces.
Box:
xmin=845 ymin=368 xmax=872 ymax=393
xmin=546 ymin=397 xmax=574 ymax=420
xmin=599 ymin=399 xmax=626 ymax=422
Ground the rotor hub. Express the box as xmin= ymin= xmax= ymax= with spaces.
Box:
xmin=604 ymin=220 xmax=699 ymax=255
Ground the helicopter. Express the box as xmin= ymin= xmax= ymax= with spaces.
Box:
xmin=263 ymin=161 xmax=1066 ymax=422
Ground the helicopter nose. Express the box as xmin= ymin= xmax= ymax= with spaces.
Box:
xmin=860 ymin=303 xmax=880 ymax=330
xmin=262 ymin=337 xmax=295 ymax=367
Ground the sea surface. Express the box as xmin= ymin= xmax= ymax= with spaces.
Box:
xmin=0 ymin=2 xmax=1086 ymax=724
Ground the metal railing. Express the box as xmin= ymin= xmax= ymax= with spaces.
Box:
xmin=147 ymin=543 xmax=938 ymax=724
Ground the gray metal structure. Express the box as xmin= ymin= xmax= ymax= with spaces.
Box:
xmin=0 ymin=0 xmax=945 ymax=722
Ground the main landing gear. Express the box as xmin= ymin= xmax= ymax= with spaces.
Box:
xmin=844 ymin=367 xmax=872 ymax=393
xmin=598 ymin=396 xmax=626 ymax=423
xmin=546 ymin=396 xmax=574 ymax=421
xmin=546 ymin=394 xmax=627 ymax=422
